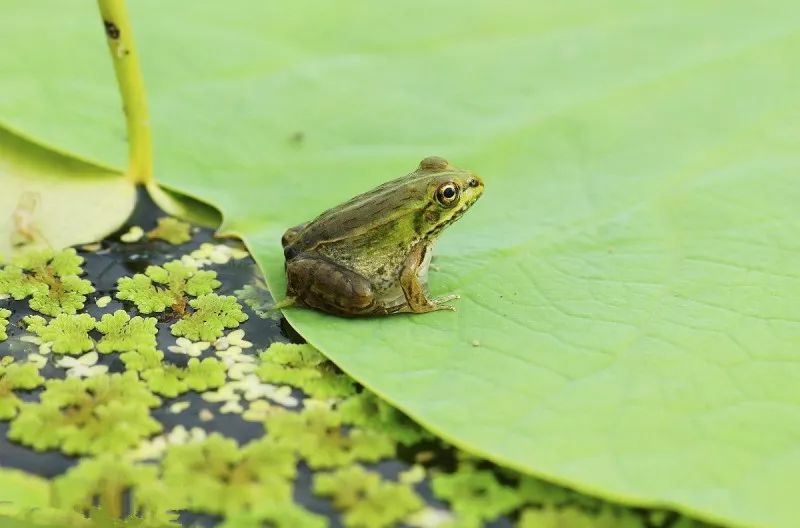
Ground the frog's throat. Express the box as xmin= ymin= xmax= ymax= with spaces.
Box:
xmin=423 ymin=196 xmax=478 ymax=241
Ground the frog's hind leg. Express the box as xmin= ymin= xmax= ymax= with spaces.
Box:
xmin=286 ymin=255 xmax=376 ymax=316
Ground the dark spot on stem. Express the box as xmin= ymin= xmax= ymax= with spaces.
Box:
xmin=104 ymin=20 xmax=120 ymax=39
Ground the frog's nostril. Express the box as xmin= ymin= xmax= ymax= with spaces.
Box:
xmin=468 ymin=176 xmax=482 ymax=188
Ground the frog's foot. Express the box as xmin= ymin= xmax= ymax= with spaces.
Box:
xmin=435 ymin=293 xmax=459 ymax=304
xmin=431 ymin=293 xmax=459 ymax=311
xmin=405 ymin=294 xmax=459 ymax=313
xmin=267 ymin=296 xmax=297 ymax=311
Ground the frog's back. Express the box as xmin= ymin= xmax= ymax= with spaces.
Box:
xmin=282 ymin=156 xmax=470 ymax=258
xmin=284 ymin=172 xmax=427 ymax=254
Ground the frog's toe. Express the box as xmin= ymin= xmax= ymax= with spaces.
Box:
xmin=434 ymin=294 xmax=460 ymax=304
xmin=430 ymin=294 xmax=459 ymax=311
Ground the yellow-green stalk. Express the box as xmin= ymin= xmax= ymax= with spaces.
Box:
xmin=97 ymin=0 xmax=153 ymax=185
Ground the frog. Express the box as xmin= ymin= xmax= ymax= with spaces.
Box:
xmin=280 ymin=156 xmax=484 ymax=317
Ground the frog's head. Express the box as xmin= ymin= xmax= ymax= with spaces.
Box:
xmin=413 ymin=156 xmax=484 ymax=238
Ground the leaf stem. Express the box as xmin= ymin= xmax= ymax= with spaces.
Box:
xmin=97 ymin=0 xmax=153 ymax=185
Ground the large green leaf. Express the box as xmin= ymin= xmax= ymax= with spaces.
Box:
xmin=2 ymin=1 xmax=800 ymax=526
xmin=0 ymin=467 xmax=50 ymax=515
xmin=0 ymin=6 xmax=134 ymax=258
xmin=0 ymin=125 xmax=133 ymax=260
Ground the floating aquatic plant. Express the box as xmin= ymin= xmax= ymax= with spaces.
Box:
xmin=0 ymin=248 xmax=94 ymax=316
xmin=0 ymin=308 xmax=10 ymax=341
xmin=265 ymin=404 xmax=394 ymax=469
xmin=430 ymin=464 xmax=523 ymax=527
xmin=116 ymin=260 xmax=219 ymax=315
xmin=162 ymin=433 xmax=297 ymax=517
xmin=257 ymin=343 xmax=355 ymax=399
xmin=234 ymin=282 xmax=272 ymax=319
xmin=95 ymin=310 xmax=157 ymax=354
xmin=9 ymin=372 xmax=161 ymax=454
xmin=188 ymin=242 xmax=248 ymax=267
xmin=24 ymin=314 xmax=96 ymax=354
xmin=52 ymin=454 xmax=175 ymax=524
xmin=338 ymin=391 xmax=431 ymax=447
xmin=122 ymin=348 xmax=225 ymax=397
xmin=0 ymin=359 xmax=44 ymax=419
xmin=146 ymin=217 xmax=192 ymax=245
xmin=170 ymin=294 xmax=248 ymax=341
xmin=313 ymin=465 xmax=423 ymax=528
xmin=215 ymin=506 xmax=327 ymax=528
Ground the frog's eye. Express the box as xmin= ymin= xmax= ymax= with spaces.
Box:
xmin=435 ymin=182 xmax=460 ymax=208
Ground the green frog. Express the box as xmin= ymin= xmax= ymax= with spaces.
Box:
xmin=281 ymin=156 xmax=484 ymax=316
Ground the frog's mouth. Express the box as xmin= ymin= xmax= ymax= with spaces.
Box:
xmin=456 ymin=184 xmax=484 ymax=217
xmin=424 ymin=190 xmax=482 ymax=240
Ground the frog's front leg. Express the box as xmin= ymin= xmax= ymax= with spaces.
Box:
xmin=286 ymin=255 xmax=376 ymax=316
xmin=400 ymin=241 xmax=458 ymax=313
